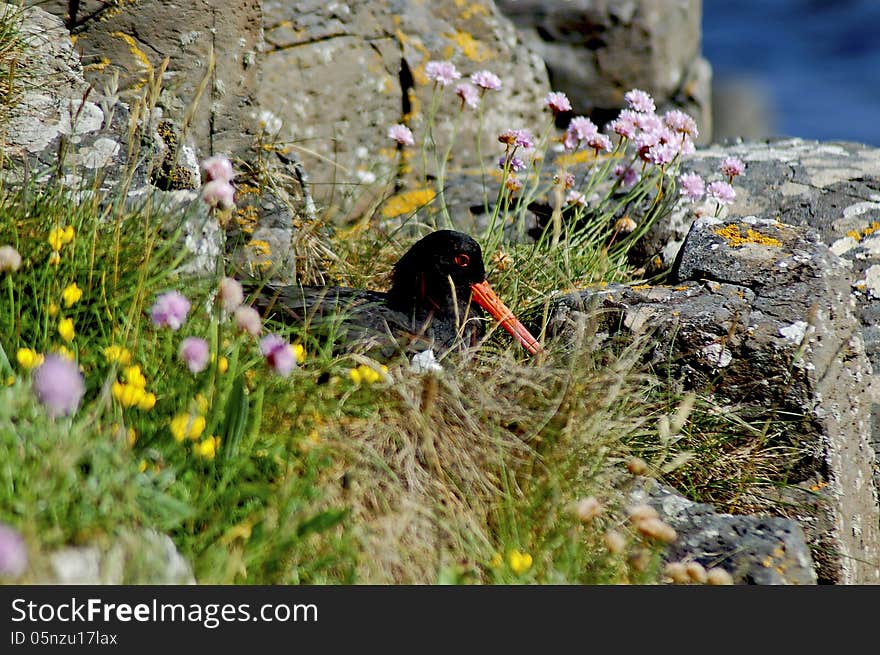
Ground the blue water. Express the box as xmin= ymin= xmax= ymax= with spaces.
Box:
xmin=703 ymin=0 xmax=880 ymax=145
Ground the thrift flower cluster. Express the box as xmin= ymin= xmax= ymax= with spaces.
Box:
xmin=678 ymin=156 xmax=745 ymax=213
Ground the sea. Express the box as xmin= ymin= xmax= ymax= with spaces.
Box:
xmin=703 ymin=0 xmax=880 ymax=146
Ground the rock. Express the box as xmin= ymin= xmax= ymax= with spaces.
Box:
xmin=632 ymin=480 xmax=817 ymax=584
xmin=33 ymin=0 xmax=263 ymax=161
xmin=43 ymin=529 xmax=195 ymax=584
xmin=259 ymin=0 xmax=551 ymax=212
xmin=496 ymin=0 xmax=712 ymax=143
xmin=547 ymin=216 xmax=880 ymax=583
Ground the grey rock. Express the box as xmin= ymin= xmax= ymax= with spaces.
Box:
xmin=633 ymin=479 xmax=818 ymax=584
xmin=547 ymin=216 xmax=880 ymax=583
xmin=496 ymin=0 xmax=712 ymax=143
xmin=259 ymin=0 xmax=551 ymax=211
xmin=44 ymin=529 xmax=195 ymax=585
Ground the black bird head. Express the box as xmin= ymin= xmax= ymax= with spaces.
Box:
xmin=387 ymin=230 xmax=542 ymax=354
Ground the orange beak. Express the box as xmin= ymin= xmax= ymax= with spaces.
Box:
xmin=470 ymin=280 xmax=543 ymax=355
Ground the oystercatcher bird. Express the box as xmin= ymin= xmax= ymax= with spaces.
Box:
xmin=255 ymin=230 xmax=542 ymax=358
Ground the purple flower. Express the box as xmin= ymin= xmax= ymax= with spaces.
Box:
xmin=260 ymin=334 xmax=297 ymax=377
xmin=179 ymin=337 xmax=210 ymax=374
xmin=234 ymin=305 xmax=262 ymax=337
xmin=720 ymin=156 xmax=745 ymax=180
xmin=612 ymin=164 xmax=640 ymax=189
xmin=708 ymin=180 xmax=736 ymax=205
xmin=425 ymin=60 xmax=461 ymax=86
xmin=470 ymin=70 xmax=502 ymax=91
xmin=387 ymin=123 xmax=415 ymax=146
xmin=499 ymin=155 xmax=526 ymax=173
xmin=219 ymin=277 xmax=244 ymax=313
xmin=202 ymin=180 xmax=235 ymax=210
xmin=201 ymin=156 xmax=234 ymax=183
xmin=0 ymin=524 xmax=27 ymax=579
xmin=664 ymin=110 xmax=699 ymax=138
xmin=497 ymin=128 xmax=534 ymax=150
xmin=625 ymin=89 xmax=655 ymax=114
xmin=678 ymin=172 xmax=706 ymax=201
xmin=32 ymin=355 xmax=85 ymax=418
xmin=151 ymin=291 xmax=191 ymax=331
xmin=455 ymin=82 xmax=480 ymax=109
xmin=568 ymin=116 xmax=598 ymax=141
xmin=544 ymin=91 xmax=572 ymax=114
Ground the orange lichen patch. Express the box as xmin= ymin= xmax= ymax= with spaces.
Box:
xmin=381 ymin=188 xmax=437 ymax=218
xmin=809 ymin=480 xmax=828 ymax=492
xmin=235 ymin=205 xmax=259 ymax=235
xmin=847 ymin=220 xmax=880 ymax=242
xmin=630 ymin=284 xmax=652 ymax=291
xmin=445 ymin=30 xmax=492 ymax=62
xmin=673 ymin=285 xmax=690 ymax=291
xmin=714 ymin=223 xmax=783 ymax=248
xmin=110 ymin=32 xmax=153 ymax=89
xmin=83 ymin=56 xmax=111 ymax=72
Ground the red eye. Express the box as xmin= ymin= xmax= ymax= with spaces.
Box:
xmin=454 ymin=254 xmax=470 ymax=267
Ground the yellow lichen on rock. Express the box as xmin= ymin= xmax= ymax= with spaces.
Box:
xmin=714 ymin=223 xmax=783 ymax=248
xmin=381 ymin=188 xmax=436 ymax=218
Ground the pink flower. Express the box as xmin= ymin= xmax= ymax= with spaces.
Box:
xmin=201 ymin=156 xmax=234 ymax=183
xmin=202 ymin=180 xmax=235 ymax=210
xmin=179 ymin=337 xmax=210 ymax=374
xmin=260 ymin=334 xmax=297 ymax=377
xmin=0 ymin=524 xmax=27 ymax=579
xmin=498 ymin=129 xmax=533 ymax=149
xmin=218 ymin=277 xmax=244 ymax=313
xmin=587 ymin=133 xmax=612 ymax=153
xmin=678 ymin=172 xmax=705 ymax=201
xmin=708 ymin=180 xmax=736 ymax=205
xmin=470 ymin=70 xmax=501 ymax=91
xmin=151 ymin=291 xmax=191 ymax=331
xmin=608 ymin=110 xmax=639 ymax=140
xmin=387 ymin=123 xmax=415 ymax=146
xmin=664 ymin=110 xmax=699 ymax=138
xmin=32 ymin=355 xmax=85 ymax=418
xmin=612 ymin=164 xmax=639 ymax=189
xmin=647 ymin=142 xmax=678 ymax=166
xmin=234 ymin=305 xmax=262 ymax=337
xmin=566 ymin=190 xmax=589 ymax=207
xmin=544 ymin=91 xmax=572 ymax=114
xmin=455 ymin=82 xmax=480 ymax=109
xmin=625 ymin=89 xmax=655 ymax=113
xmin=425 ymin=60 xmax=461 ymax=86
xmin=720 ymin=156 xmax=745 ymax=180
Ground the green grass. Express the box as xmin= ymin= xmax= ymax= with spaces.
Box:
xmin=0 ymin=9 xmax=803 ymax=586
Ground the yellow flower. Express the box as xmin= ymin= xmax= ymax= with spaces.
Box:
xmin=62 ymin=282 xmax=83 ymax=307
xmin=48 ymin=251 xmax=61 ymax=266
xmin=53 ymin=345 xmax=75 ymax=361
xmin=489 ymin=552 xmax=504 ymax=569
xmin=170 ymin=413 xmax=207 ymax=442
xmin=507 ymin=549 xmax=533 ymax=575
xmin=137 ymin=391 xmax=156 ymax=411
xmin=16 ymin=348 xmax=44 ymax=369
xmin=58 ymin=317 xmax=75 ymax=342
xmin=103 ymin=345 xmax=132 ymax=365
xmin=124 ymin=365 xmax=147 ymax=388
xmin=193 ymin=435 xmax=221 ymax=460
xmin=194 ymin=393 xmax=209 ymax=415
xmin=48 ymin=302 xmax=59 ymax=317
xmin=63 ymin=226 xmax=74 ymax=244
xmin=217 ymin=356 xmax=229 ymax=374
xmin=349 ymin=363 xmax=388 ymax=385
xmin=127 ymin=427 xmax=138 ymax=447
xmin=293 ymin=343 xmax=305 ymax=363
xmin=48 ymin=228 xmax=64 ymax=251
xmin=112 ymin=381 xmax=146 ymax=408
